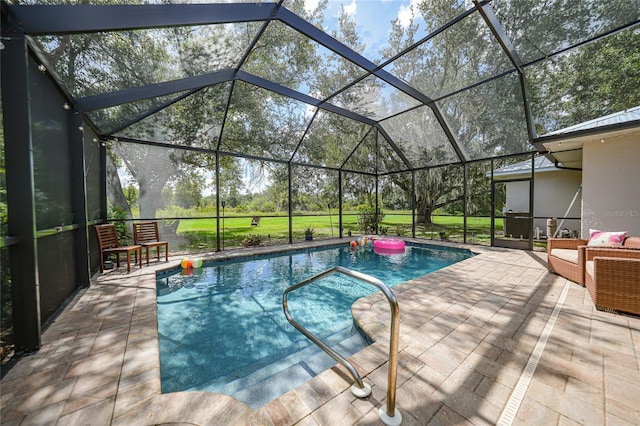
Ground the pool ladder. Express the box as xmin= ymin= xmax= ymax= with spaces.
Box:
xmin=282 ymin=266 xmax=402 ymax=426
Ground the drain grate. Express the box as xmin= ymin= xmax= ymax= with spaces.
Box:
xmin=497 ymin=280 xmax=571 ymax=426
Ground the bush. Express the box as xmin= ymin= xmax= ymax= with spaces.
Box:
xmin=108 ymin=205 xmax=131 ymax=245
xmin=242 ymin=234 xmax=262 ymax=247
xmin=357 ymin=206 xmax=384 ymax=234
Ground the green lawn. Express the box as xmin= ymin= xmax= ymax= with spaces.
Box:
xmin=172 ymin=213 xmax=500 ymax=250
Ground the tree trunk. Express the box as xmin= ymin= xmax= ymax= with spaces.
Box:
xmin=416 ymin=205 xmax=434 ymax=225
xmin=106 ymin=154 xmax=132 ymax=219
xmin=138 ymin=183 xmax=164 ymax=219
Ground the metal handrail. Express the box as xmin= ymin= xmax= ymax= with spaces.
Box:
xmin=282 ymin=266 xmax=402 ymax=424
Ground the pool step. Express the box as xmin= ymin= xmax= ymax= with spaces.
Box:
xmin=195 ymin=327 xmax=369 ymax=409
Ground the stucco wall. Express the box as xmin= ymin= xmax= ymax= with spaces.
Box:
xmin=505 ymin=171 xmax=582 ymax=236
xmin=534 ymin=171 xmax=582 ymax=236
xmin=582 ymin=134 xmax=640 ymax=238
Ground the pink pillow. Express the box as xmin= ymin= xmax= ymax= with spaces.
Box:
xmin=588 ymin=229 xmax=627 ymax=247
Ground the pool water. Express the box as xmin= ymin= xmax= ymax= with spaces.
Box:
xmin=156 ymin=243 xmax=473 ymax=398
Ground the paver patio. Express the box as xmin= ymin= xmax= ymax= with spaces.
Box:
xmin=1 ymin=240 xmax=639 ymax=425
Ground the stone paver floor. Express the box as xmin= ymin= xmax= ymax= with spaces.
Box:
xmin=1 ymin=239 xmax=639 ymax=425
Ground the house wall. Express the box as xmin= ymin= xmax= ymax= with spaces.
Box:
xmin=505 ymin=170 xmax=582 ymax=237
xmin=582 ymin=134 xmax=640 ymax=238
xmin=534 ymin=171 xmax=582 ymax=236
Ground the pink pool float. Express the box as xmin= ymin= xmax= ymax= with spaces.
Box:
xmin=373 ymin=238 xmax=406 ymax=255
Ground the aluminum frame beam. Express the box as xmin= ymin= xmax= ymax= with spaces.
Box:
xmin=474 ymin=0 xmax=538 ymax=142
xmin=237 ymin=70 xmax=376 ymax=126
xmin=76 ymin=69 xmax=236 ymax=112
xmin=78 ymin=68 xmax=376 ymax=137
xmin=1 ymin=24 xmax=42 ymax=352
xmin=12 ymin=3 xmax=278 ymax=35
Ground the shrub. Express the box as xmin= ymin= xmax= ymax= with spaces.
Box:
xmin=357 ymin=206 xmax=384 ymax=234
xmin=242 ymin=234 xmax=262 ymax=247
xmin=108 ymin=205 xmax=131 ymax=245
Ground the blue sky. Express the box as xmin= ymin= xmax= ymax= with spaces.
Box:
xmin=305 ymin=0 xmax=428 ymax=63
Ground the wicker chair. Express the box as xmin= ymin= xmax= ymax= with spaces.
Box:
xmin=547 ymin=238 xmax=589 ymax=285
xmin=584 ymin=237 xmax=640 ymax=315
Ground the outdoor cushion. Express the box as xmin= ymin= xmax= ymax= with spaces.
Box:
xmin=588 ymin=229 xmax=627 ymax=247
xmin=585 ymin=260 xmax=594 ymax=277
xmin=550 ymin=248 xmax=579 ymax=264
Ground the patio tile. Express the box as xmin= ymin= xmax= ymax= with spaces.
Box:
xmin=59 ymin=396 xmax=116 ymax=426
xmin=417 ymin=342 xmax=467 ymax=378
xmin=261 ymin=398 xmax=293 ymax=426
xmin=395 ymin=378 xmax=441 ymax=423
xmin=20 ymin=400 xmax=66 ymax=425
xmin=65 ymin=347 xmax=125 ymax=379
xmin=427 ymin=405 xmax=473 ymax=425
xmin=309 ymin=390 xmax=363 ymax=426
xmin=604 ymin=363 xmax=640 ymax=411
xmin=474 ymin=376 xmax=512 ymax=409
xmin=267 ymin=388 xmax=312 ymax=424
xmin=512 ymin=398 xmax=559 ymax=426
xmin=606 ymin=397 xmax=640 ymax=425
xmin=526 ymin=379 xmax=605 ymax=424
xmin=438 ymin=384 xmax=502 ymax=426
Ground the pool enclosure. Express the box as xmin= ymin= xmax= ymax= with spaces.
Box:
xmin=1 ymin=1 xmax=639 ymax=364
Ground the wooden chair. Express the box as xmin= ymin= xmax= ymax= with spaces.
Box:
xmin=94 ymin=224 xmax=142 ymax=273
xmin=133 ymin=221 xmax=169 ymax=265
xmin=251 ymin=216 xmax=261 ymax=226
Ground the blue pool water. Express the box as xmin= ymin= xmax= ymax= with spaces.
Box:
xmin=156 ymin=243 xmax=473 ymax=396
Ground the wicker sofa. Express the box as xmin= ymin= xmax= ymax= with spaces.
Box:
xmin=547 ymin=238 xmax=589 ymax=285
xmin=584 ymin=237 xmax=640 ymax=315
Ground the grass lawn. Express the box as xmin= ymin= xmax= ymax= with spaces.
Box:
xmin=173 ymin=213 xmax=501 ymax=249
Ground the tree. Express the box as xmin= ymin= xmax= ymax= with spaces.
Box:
xmin=123 ymin=185 xmax=139 ymax=209
xmin=527 ymin=26 xmax=640 ymax=133
xmin=174 ymin=173 xmax=204 ymax=209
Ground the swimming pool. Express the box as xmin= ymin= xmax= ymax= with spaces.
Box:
xmin=156 ymin=243 xmax=473 ymax=403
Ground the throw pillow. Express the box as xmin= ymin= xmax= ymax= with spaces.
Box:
xmin=587 ymin=229 xmax=627 ymax=247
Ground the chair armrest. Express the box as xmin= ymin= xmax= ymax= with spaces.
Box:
xmin=586 ymin=247 xmax=640 ymax=261
xmin=593 ymin=257 xmax=640 ymax=286
xmin=547 ymin=238 xmax=588 ymax=251
xmin=623 ymin=237 xmax=640 ymax=248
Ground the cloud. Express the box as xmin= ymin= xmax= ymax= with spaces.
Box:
xmin=397 ymin=0 xmax=421 ymax=28
xmin=304 ymin=0 xmax=320 ymax=14
xmin=343 ymin=0 xmax=357 ymax=17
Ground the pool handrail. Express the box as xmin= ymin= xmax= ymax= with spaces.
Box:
xmin=282 ymin=266 xmax=402 ymax=425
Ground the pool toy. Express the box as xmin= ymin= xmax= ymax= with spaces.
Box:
xmin=350 ymin=240 xmax=357 ymax=248
xmin=182 ymin=258 xmax=204 ymax=269
xmin=373 ymin=238 xmax=405 ymax=255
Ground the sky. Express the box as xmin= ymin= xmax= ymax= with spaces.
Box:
xmin=304 ymin=0 xmax=429 ymax=63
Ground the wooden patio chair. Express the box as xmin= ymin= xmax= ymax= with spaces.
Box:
xmin=94 ymin=224 xmax=142 ymax=273
xmin=251 ymin=216 xmax=261 ymax=226
xmin=133 ymin=221 xmax=169 ymax=265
